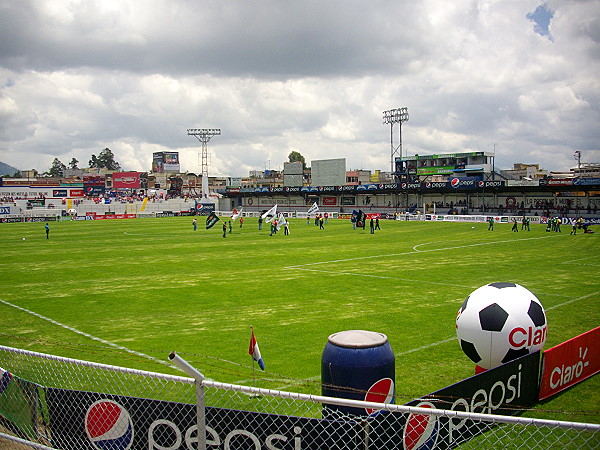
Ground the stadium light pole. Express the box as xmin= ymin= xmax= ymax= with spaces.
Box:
xmin=187 ymin=128 xmax=221 ymax=200
xmin=383 ymin=107 xmax=409 ymax=181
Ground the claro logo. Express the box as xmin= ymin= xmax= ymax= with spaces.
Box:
xmin=550 ymin=346 xmax=590 ymax=389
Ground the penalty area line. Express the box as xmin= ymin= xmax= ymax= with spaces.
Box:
xmin=285 ymin=234 xmax=561 ymax=269
xmin=545 ymin=291 xmax=600 ymax=311
xmin=394 ymin=337 xmax=456 ymax=357
xmin=0 ymin=299 xmax=170 ymax=367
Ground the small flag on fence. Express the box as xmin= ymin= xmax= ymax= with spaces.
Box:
xmin=0 ymin=367 xmax=13 ymax=394
xmin=307 ymin=202 xmax=319 ymax=215
xmin=206 ymin=211 xmax=220 ymax=229
xmin=248 ymin=327 xmax=265 ymax=370
xmin=261 ymin=204 xmax=278 ymax=223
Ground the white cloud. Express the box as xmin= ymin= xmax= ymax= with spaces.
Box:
xmin=0 ymin=0 xmax=598 ymax=175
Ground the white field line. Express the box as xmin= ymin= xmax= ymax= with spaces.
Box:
xmin=289 ymin=267 xmax=468 ymax=288
xmin=394 ymin=337 xmax=457 ymax=357
xmin=285 ymin=234 xmax=560 ymax=269
xmin=559 ymin=255 xmax=599 ymax=264
xmin=545 ymin=291 xmax=600 ymax=311
xmin=0 ymin=299 xmax=170 ymax=367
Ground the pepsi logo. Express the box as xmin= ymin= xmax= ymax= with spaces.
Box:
xmin=364 ymin=377 xmax=394 ymax=415
xmin=451 ymin=178 xmax=460 ymax=188
xmin=85 ymin=399 xmax=134 ymax=450
xmin=403 ymin=401 xmax=439 ymax=450
xmin=478 ymin=181 xmax=484 ymax=188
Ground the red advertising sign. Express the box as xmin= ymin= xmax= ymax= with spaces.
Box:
xmin=323 ymin=196 xmax=337 ymax=206
xmin=70 ymin=189 xmax=84 ymax=197
xmin=539 ymin=326 xmax=600 ymax=400
xmin=112 ymin=172 xmax=141 ymax=189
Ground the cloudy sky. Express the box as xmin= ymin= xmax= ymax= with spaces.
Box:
xmin=0 ymin=0 xmax=598 ymax=177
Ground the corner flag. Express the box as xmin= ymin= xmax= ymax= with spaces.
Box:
xmin=248 ymin=327 xmax=265 ymax=370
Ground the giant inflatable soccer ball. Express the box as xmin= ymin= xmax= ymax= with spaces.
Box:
xmin=456 ymin=282 xmax=547 ymax=369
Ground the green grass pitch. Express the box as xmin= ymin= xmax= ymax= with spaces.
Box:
xmin=0 ymin=216 xmax=598 ymax=423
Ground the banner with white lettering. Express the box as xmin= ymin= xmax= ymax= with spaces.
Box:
xmin=46 ymin=389 xmax=360 ymax=449
xmin=539 ymin=326 xmax=600 ymax=400
xmin=366 ymin=352 xmax=541 ymax=449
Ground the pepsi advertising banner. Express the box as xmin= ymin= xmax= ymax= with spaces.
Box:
xmin=366 ymin=351 xmax=541 ymax=449
xmin=46 ymin=389 xmax=361 ymax=450
xmin=195 ymin=203 xmax=215 ymax=215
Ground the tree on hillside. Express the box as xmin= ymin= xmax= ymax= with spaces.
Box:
xmin=89 ymin=148 xmax=121 ymax=171
xmin=288 ymin=150 xmax=307 ymax=169
xmin=47 ymin=158 xmax=66 ymax=177
xmin=69 ymin=158 xmax=79 ymax=169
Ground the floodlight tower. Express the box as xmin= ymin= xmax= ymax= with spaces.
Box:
xmin=383 ymin=107 xmax=409 ymax=180
xmin=187 ymin=128 xmax=221 ymax=199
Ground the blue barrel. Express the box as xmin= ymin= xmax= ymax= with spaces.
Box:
xmin=322 ymin=330 xmax=395 ymax=416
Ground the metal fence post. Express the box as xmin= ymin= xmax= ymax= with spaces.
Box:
xmin=169 ymin=352 xmax=206 ymax=450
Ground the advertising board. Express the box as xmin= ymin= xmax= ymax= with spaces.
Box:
xmin=539 ymin=326 xmax=600 ymax=400
xmin=112 ymin=172 xmax=141 ymax=189
xmin=322 ymin=196 xmax=337 ymax=206
xmin=367 ymin=352 xmax=541 ymax=449
xmin=46 ymin=389 xmax=360 ymax=450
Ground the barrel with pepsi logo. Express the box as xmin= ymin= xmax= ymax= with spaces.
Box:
xmin=322 ymin=330 xmax=395 ymax=417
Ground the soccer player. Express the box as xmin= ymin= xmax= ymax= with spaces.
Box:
xmin=488 ymin=217 xmax=494 ymax=231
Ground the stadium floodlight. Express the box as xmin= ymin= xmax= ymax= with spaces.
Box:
xmin=187 ymin=128 xmax=221 ymax=199
xmin=382 ymin=107 xmax=409 ymax=177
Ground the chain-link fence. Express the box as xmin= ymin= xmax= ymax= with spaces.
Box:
xmin=0 ymin=345 xmax=598 ymax=449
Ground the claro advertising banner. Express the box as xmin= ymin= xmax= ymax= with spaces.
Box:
xmin=539 ymin=326 xmax=600 ymax=400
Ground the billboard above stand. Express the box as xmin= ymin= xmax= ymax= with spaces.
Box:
xmin=152 ymin=152 xmax=180 ymax=173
